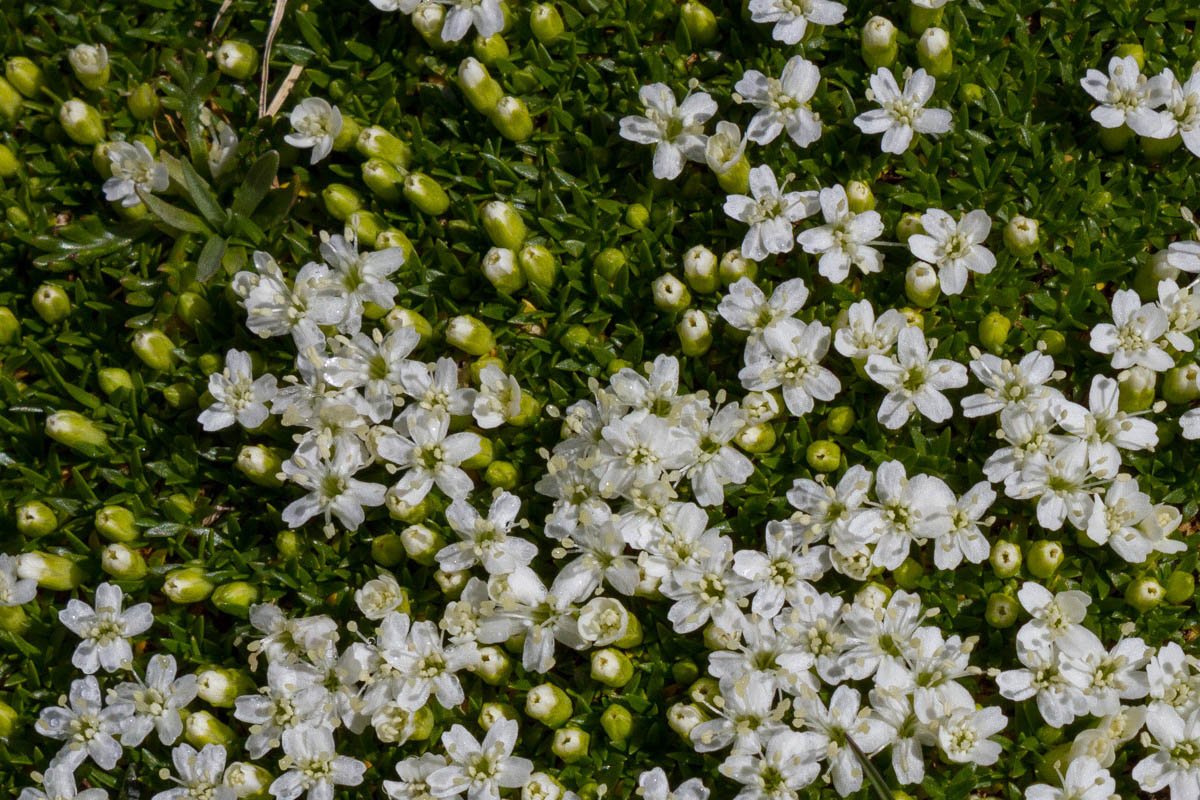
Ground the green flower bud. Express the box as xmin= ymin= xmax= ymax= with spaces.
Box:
xmin=162 ymin=567 xmax=215 ymax=604
xmin=32 ymin=283 xmax=71 ymax=324
xmin=979 ymin=311 xmax=1012 ymax=353
xmin=959 ymin=82 xmax=984 ymax=104
xmin=322 ymin=183 xmax=363 ymax=222
xmin=446 ymin=314 xmax=496 ymax=355
xmin=361 ymin=159 xmax=405 ymax=202
xmin=985 ymin=592 xmax=1019 ymax=628
xmin=6 ymin=57 xmax=44 ymax=98
xmin=1099 ymin=124 xmax=1134 ymax=152
xmin=490 ymin=96 xmax=534 ymax=142
xmin=518 ymin=243 xmax=558 ymax=291
xmin=45 ymin=410 xmax=109 ymax=456
xmin=1118 ymin=366 xmax=1156 ymax=413
xmin=1038 ymin=330 xmax=1066 ymax=356
xmin=1126 ymin=576 xmax=1164 ymax=613
xmin=597 ymin=704 xmax=633 ymax=744
xmin=508 ymin=392 xmax=542 ymax=428
xmin=473 ymin=33 xmax=510 ymax=65
xmin=907 ymin=3 xmax=944 ymax=33
xmin=223 ymin=763 xmax=273 ymax=800
xmin=434 ymin=568 xmax=468 ymax=596
xmin=478 ymin=702 xmax=519 ymax=732
xmin=7 ymin=205 xmax=29 ymax=227
xmin=593 ymin=247 xmax=627 ymax=284
xmin=403 ymin=171 xmax=451 ymax=216
xmin=58 ymin=99 xmax=105 ymax=145
xmin=365 ymin=534 xmax=403 ymax=568
xmin=0 ymin=143 xmax=18 ymax=179
xmin=385 ymin=487 xmax=433 ymax=522
xmin=526 ymin=683 xmax=572 ymax=728
xmin=1145 ymin=138 xmax=1184 ymax=167
xmin=16 ymin=500 xmax=57 ymax=537
xmin=679 ymin=0 xmax=719 ymax=45
xmin=734 ymin=422 xmax=776 ymax=453
xmin=482 ymin=200 xmax=527 ymax=250
xmin=483 ymin=247 xmax=526 ymax=295
xmin=163 ymin=493 xmax=196 ymax=524
xmin=560 ymin=324 xmax=593 ymax=353
xmin=551 ymin=727 xmax=590 ymax=762
xmin=898 ymin=262 xmax=937 ymax=309
xmin=917 ymin=27 xmax=953 ymax=78
xmin=332 ymin=116 xmax=360 ymax=152
xmin=485 ymin=460 xmax=519 ymax=489
xmin=1162 ymin=364 xmax=1200 ymax=404
xmin=129 ymin=82 xmax=160 ymax=120
xmin=989 ymin=539 xmax=1022 ymax=578
xmin=385 ymin=308 xmax=432 ymax=345
xmin=896 ymin=212 xmax=924 ymax=243
xmin=96 ymin=505 xmax=139 ymax=543
xmin=844 ymin=180 xmax=875 ymax=214
xmin=412 ymin=2 xmax=448 ymax=48
xmin=400 ymin=524 xmax=444 ymax=566
xmin=653 ymin=274 xmax=691 ymax=313
xmin=677 ymin=310 xmax=712 ymax=357
xmin=527 ymin=4 xmax=564 ymax=44
xmin=861 ymin=16 xmax=898 ymax=70
xmin=98 ymin=367 xmax=133 ymax=397
xmin=805 ymin=440 xmax=841 ymax=472
xmin=457 ymin=57 xmax=505 ymax=117
xmin=176 ymin=292 xmax=213 ymax=329
xmin=1026 ymin=540 xmax=1063 ymax=580
xmin=720 ymin=249 xmax=757 ymax=286
xmin=356 ymin=125 xmax=412 ymax=169
xmin=893 ymin=557 xmax=924 ymax=590
xmin=185 ymin=710 xmax=236 ymax=748
xmin=212 ymin=582 xmax=259 ymax=617
xmin=100 ymin=543 xmax=148 ymax=581
xmin=68 ymin=44 xmax=110 ymax=90
xmin=0 ymin=77 xmax=21 ymax=122
xmin=164 ymin=381 xmax=196 ymax=410
xmin=1003 ymin=215 xmax=1040 ymax=258
xmin=0 ymin=307 xmax=18 ymax=344
xmin=688 ymin=677 xmax=721 ymax=706
xmin=671 ymin=660 xmax=700 ymax=686
xmin=132 ymin=328 xmax=176 ymax=372
xmin=590 ymin=648 xmax=635 ymax=687
xmin=1166 ymin=570 xmax=1195 ymax=604
xmin=827 ymin=406 xmax=856 ymax=435
xmin=197 ymin=668 xmax=255 ymax=707
xmin=1113 ymin=43 xmax=1146 ymax=70
xmin=626 ymin=203 xmax=650 ymax=230
xmin=682 ymin=245 xmax=719 ymax=294
xmin=666 ymin=702 xmax=706 ymax=738
xmin=17 ymin=551 xmax=85 ymax=591
xmin=348 ymin=210 xmax=386 ymax=249
xmin=235 ymin=445 xmax=286 ymax=488
xmin=0 ymin=698 xmax=17 ymax=740
xmin=477 ymin=645 xmax=512 ymax=685
xmin=275 ymin=530 xmax=301 ymax=561
xmin=216 ymin=41 xmax=260 ymax=81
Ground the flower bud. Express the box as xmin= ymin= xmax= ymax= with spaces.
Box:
xmin=0 ymin=307 xmax=18 ymax=343
xmin=896 ymin=212 xmax=924 ymax=242
xmin=719 ymin=248 xmax=757 ymax=285
xmin=348 ymin=210 xmax=386 ymax=249
xmin=45 ymin=410 xmax=109 ymax=457
xmin=917 ymin=27 xmax=953 ymax=78
xmin=129 ymin=82 xmax=160 ymax=120
xmin=805 ymin=440 xmax=841 ymax=472
xmin=163 ymin=493 xmax=195 ymax=524
xmin=16 ymin=501 xmax=57 ymax=537
xmin=58 ymin=99 xmax=105 ymax=145
xmin=989 ymin=539 xmax=1022 ymax=578
xmin=1026 ymin=540 xmax=1063 ymax=580
xmin=551 ymin=727 xmax=590 ymax=762
xmin=485 ymin=460 xmax=519 ymax=489
xmin=0 ymin=145 xmax=16 ymax=181
xmin=526 ymin=683 xmax=572 ymax=728
xmin=490 ymin=96 xmax=534 ymax=142
xmin=101 ymin=543 xmax=148 ymax=581
xmin=903 ymin=262 xmax=940 ymax=308
xmin=844 ymin=180 xmax=875 ymax=214
xmin=0 ymin=698 xmax=17 ymax=739
xmin=978 ymin=311 xmax=1011 ymax=353
xmin=385 ymin=487 xmax=433 ymax=523
xmin=215 ymin=41 xmax=259 ymax=80
xmin=196 ymin=668 xmax=254 ymax=707
xmin=653 ymin=274 xmax=691 ymax=313
xmin=364 ymin=534 xmax=404 ymax=569
xmin=531 ymin=4 xmax=566 ymax=43
xmin=1099 ymin=124 xmax=1133 ymax=152
xmin=1162 ymin=363 xmax=1200 ymax=404
xmin=224 ymin=763 xmax=272 ymax=800
xmin=321 ymin=183 xmax=363 ymax=222
xmin=98 ymin=368 xmax=133 ymax=397
xmin=6 ymin=57 xmax=44 ymax=98
xmin=479 ymin=702 xmax=519 ymax=731
xmin=361 ymin=158 xmax=405 ymax=202
xmin=68 ymin=44 xmax=110 ymax=90
xmin=356 ymin=125 xmax=412 ymax=169
xmin=0 ymin=77 xmax=21 ymax=122
xmin=1003 ymin=215 xmax=1040 ymax=258
xmin=1142 ymin=133 xmax=1183 ymax=161
xmin=162 ymin=567 xmax=215 ymax=604
xmin=446 ymin=314 xmax=496 ymax=355
xmin=275 ymin=531 xmax=301 ymax=561
xmin=523 ymin=773 xmax=566 ymax=800
xmin=518 ymin=243 xmax=558 ymax=291
xmin=95 ymin=505 xmax=139 ymax=543
xmin=482 ymin=247 xmax=526 ymax=295
xmin=1166 ymin=570 xmax=1195 ymax=604
xmin=176 ymin=292 xmax=213 ymax=329
xmin=985 ymin=592 xmax=1019 ymax=628
xmin=130 ymin=329 xmax=176 ymax=372
xmin=17 ymin=552 xmax=85 ymax=591
xmin=400 ymin=524 xmax=444 ymax=566
xmin=667 ymin=702 xmax=705 ymax=738
xmin=412 ymin=2 xmax=448 ymax=48
xmin=677 ymin=310 xmax=711 ymax=357
xmin=1113 ymin=42 xmax=1146 ymax=70
xmin=473 ymin=33 xmax=510 ymax=65
xmin=679 ymin=0 xmax=718 ymax=45
xmin=590 ymin=648 xmax=634 ymax=687
xmin=235 ymin=445 xmax=286 ymax=489
xmin=481 ymin=201 xmax=526 ymax=250
xmin=907 ymin=1 xmax=944 ymax=33
xmin=1118 ymin=366 xmax=1156 ymax=412
xmin=596 ymin=705 xmax=634 ymax=746
xmin=593 ymin=247 xmax=627 ymax=284
xmin=682 ymin=245 xmax=719 ymax=294
xmin=434 ymin=568 xmax=468 ymax=596
xmin=385 ymin=307 xmax=433 ymax=344
xmin=404 ymin=171 xmax=451 ymax=216
xmin=1126 ymin=576 xmax=1164 ymax=613
xmin=185 ymin=710 xmax=236 ymax=748
xmin=626 ymin=203 xmax=650 ymax=229
xmin=212 ymin=582 xmax=259 ymax=617
xmin=476 ymin=645 xmax=512 ymax=685
xmin=735 ymin=422 xmax=776 ymax=453
xmin=32 ymin=283 xmax=71 ymax=324
xmin=827 ymin=406 xmax=855 ymax=435
xmin=861 ymin=16 xmax=898 ymax=69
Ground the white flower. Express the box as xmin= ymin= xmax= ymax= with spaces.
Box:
xmin=478 ymin=567 xmax=591 ymax=673
xmin=473 ymin=365 xmax=522 ymax=429
xmin=1090 ymin=288 xmax=1173 ymax=371
xmin=705 ymin=121 xmax=747 ymax=175
xmin=734 ymin=56 xmax=822 ymax=147
xmin=397 ymin=357 xmax=477 ymax=420
xmin=747 ymin=0 xmax=845 ymax=45
xmin=684 ymin=403 xmax=755 ymax=507
xmin=234 ymin=253 xmax=348 ymax=351
xmin=834 ymin=589 xmax=925 ymax=684
xmin=1004 ymin=446 xmax=1095 ymax=530
xmin=934 ymin=481 xmax=995 ymax=569
xmin=936 ymin=706 xmax=1006 ymax=765
xmin=58 ymin=582 xmax=152 ymax=674
xmin=720 ymin=729 xmax=825 ymax=800
xmin=717 ymin=277 xmax=809 ymax=337
xmin=103 ymin=141 xmax=168 ymax=207
xmin=796 ymin=185 xmax=884 ymax=283
xmin=374 ymin=408 xmax=481 ymax=505
xmin=1025 ymin=757 xmax=1115 ymax=800
xmin=153 ymin=744 xmax=236 ymax=800
xmin=320 ymin=232 xmax=404 ymax=334
xmin=428 ymin=720 xmax=534 ymax=800
xmin=997 ymin=643 xmax=1089 ymax=728
xmin=1061 ymin=635 xmax=1150 ymax=717
xmin=854 ymin=67 xmax=952 ymax=154
xmin=440 ymin=491 xmax=536 ymax=576
xmin=907 ymin=208 xmax=995 ymax=295
xmin=1162 ymin=67 xmax=1200 ymax=156
xmin=198 ymin=349 xmax=278 ymax=432
xmin=962 ymin=350 xmax=1058 ymax=417
xmin=689 ymin=676 xmax=788 ymax=755
xmin=107 ymin=654 xmax=198 ymax=747
xmin=281 ymin=434 xmax=386 ymax=534
xmin=269 ymin=728 xmax=365 ymax=800
xmin=1079 ymin=56 xmax=1173 ymax=137
xmin=592 ymin=409 xmax=698 ymax=498
xmin=660 ymin=534 xmax=752 ymax=634
xmin=636 ymin=768 xmax=709 ymax=800
xmin=35 ymin=676 xmax=123 ymax=772
xmin=733 ymin=520 xmax=828 ymax=618
xmin=576 ymin=596 xmax=634 ymax=646
xmin=619 ymin=83 xmax=716 ymax=180
xmin=1158 ymin=277 xmax=1200 ymax=349
xmin=794 ymin=686 xmax=891 ymax=797
xmin=0 ymin=552 xmax=36 ymax=606
xmin=324 ymin=327 xmax=420 ymax=423
xmin=850 ymin=461 xmax=954 ymax=570
xmin=983 ymin=402 xmax=1066 ymax=485
xmin=1134 ymin=707 xmax=1200 ymax=800
xmin=356 ymin=572 xmax=410 ymax=620
xmin=786 ymin=464 xmax=872 ymax=555
xmin=284 ymin=98 xmax=343 ymax=164
xmin=202 ymin=109 xmax=239 ymax=178
xmin=832 ymin=300 xmax=908 ymax=361
xmin=738 ymin=317 xmax=840 ymax=417
xmin=723 ymin=165 xmax=818 ymax=262
xmin=1014 ymin=582 xmax=1095 ymax=655
xmin=440 ymin=0 xmax=505 ymax=40
xmin=867 ymin=688 xmax=931 ymax=785
xmin=18 ymin=766 xmax=108 ymax=800
xmin=865 ymin=326 xmax=967 ymax=428
xmin=1054 ymin=373 xmax=1158 ymax=478
xmin=384 ymin=754 xmax=449 ymax=800
xmin=1086 ymin=476 xmax=1182 ymax=562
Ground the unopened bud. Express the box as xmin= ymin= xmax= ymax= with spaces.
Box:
xmin=236 ymin=446 xmax=285 ymax=488
xmin=385 ymin=487 xmax=433 ymax=523
xmin=861 ymin=16 xmax=898 ymax=69
xmin=531 ymin=4 xmax=566 ymax=43
xmin=667 ymin=702 xmax=706 ymax=738
xmin=476 ymin=645 xmax=512 ymax=685
xmin=1026 ymin=540 xmax=1064 ymax=580
xmin=96 ymin=505 xmax=139 ymax=543
xmin=376 ymin=229 xmax=417 ymax=265
xmin=404 ymin=171 xmax=451 ymax=216
xmin=385 ymin=307 xmax=433 ymax=343
xmin=719 ymin=248 xmax=756 ymax=285
xmin=348 ymin=210 xmax=386 ymax=249
xmin=434 ymin=568 xmax=468 ymax=596
xmin=473 ymin=33 xmax=510 ymax=65
xmin=1126 ymin=576 xmax=1164 ymax=613
xmin=322 ymin=183 xmax=363 ymax=222
xmin=479 ymin=702 xmax=519 ymax=731
xmin=32 ymin=283 xmax=71 ymax=324
xmin=101 ymin=543 xmax=148 ymax=581
xmin=212 ymin=582 xmax=259 ymax=617
xmin=223 ymin=763 xmax=272 ymax=800
xmin=459 ymin=57 xmax=504 ymax=114
xmin=132 ymin=328 xmax=176 ymax=371
xmin=677 ymin=310 xmax=712 ymax=357
xmin=590 ymin=648 xmax=635 ymax=687
xmin=518 ymin=243 xmax=558 ymax=291
xmin=98 ymin=368 xmax=133 ymax=397
xmin=362 ymin=158 xmax=404 ymax=202
xmin=490 ymin=96 xmax=534 ymax=142
xmin=0 ymin=77 xmax=21 ymax=122
xmin=805 ymin=439 xmax=841 ymax=472
xmin=653 ymin=274 xmax=691 ymax=313
xmin=216 ymin=41 xmax=260 ymax=81
xmin=593 ymin=247 xmax=627 ymax=283
xmin=412 ymin=3 xmax=448 ymax=48
xmin=978 ymin=311 xmax=1012 ymax=353
xmin=17 ymin=551 xmax=85 ymax=591
xmin=683 ymin=245 xmax=719 ymax=294
xmin=905 ymin=261 xmax=940 ymax=308
xmin=1163 ymin=364 xmax=1200 ymax=404
xmin=16 ymin=501 xmax=57 ymax=537
xmin=185 ymin=710 xmax=236 ymax=748
xmin=985 ymin=592 xmax=1019 ymax=628
xmin=1118 ymin=366 xmax=1156 ymax=413
xmin=551 ymin=727 xmax=590 ymax=762
xmin=483 ymin=200 xmax=527 ymax=249
xmin=129 ymin=82 xmax=160 ymax=120
xmin=845 ymin=180 xmax=875 ymax=213
xmin=989 ymin=539 xmax=1022 ymax=578
xmin=523 ymin=773 xmax=565 ymax=800
xmin=6 ymin=57 xmax=44 ymax=98
xmin=1135 ymin=250 xmax=1180 ymax=300
xmin=45 ymin=410 xmax=109 ymax=457
xmin=600 ymin=704 xmax=634 ymax=743
xmin=1004 ymin=215 xmax=1040 ymax=258
xmin=483 ymin=247 xmax=525 ymax=295
xmin=526 ymin=683 xmax=573 ymax=728
xmin=196 ymin=668 xmax=254 ymax=707
xmin=401 ymin=524 xmax=445 ymax=566
xmin=0 ymin=307 xmax=18 ymax=343
xmin=896 ymin=212 xmax=924 ymax=242
xmin=356 ymin=125 xmax=412 ymax=169
xmin=625 ymin=203 xmax=650 ymax=230
xmin=917 ymin=27 xmax=953 ymax=77
xmin=679 ymin=0 xmax=718 ymax=45
xmin=68 ymin=44 xmax=110 ymax=90
xmin=827 ymin=405 xmax=856 ymax=434
xmin=162 ymin=567 xmax=215 ymax=604
xmin=734 ymin=422 xmax=776 ymax=453
xmin=58 ymin=99 xmax=105 ymax=145
xmin=907 ymin=1 xmax=945 ymax=33
xmin=446 ymin=314 xmax=496 ymax=355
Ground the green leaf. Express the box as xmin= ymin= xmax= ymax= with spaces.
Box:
xmin=137 ymin=189 xmax=213 ymax=235
xmin=197 ymin=234 xmax=229 ymax=283
xmin=29 ymin=218 xmax=153 ymax=270
xmin=232 ymin=150 xmax=280 ymax=218
xmin=179 ymin=157 xmax=226 ymax=229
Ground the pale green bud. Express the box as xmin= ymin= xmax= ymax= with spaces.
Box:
xmin=6 ymin=57 xmax=44 ymax=98
xmin=96 ymin=505 xmax=139 ymax=543
xmin=476 ymin=645 xmax=512 ymax=685
xmin=1134 ymin=250 xmax=1179 ymax=299
xmin=653 ymin=273 xmax=691 ymax=312
xmin=236 ymin=445 xmax=285 ymax=488
xmin=593 ymin=247 xmax=626 ymax=282
xmin=404 ymin=172 xmax=451 ymax=216
xmin=1118 ymin=366 xmax=1156 ymax=412
xmin=32 ymin=283 xmax=71 ymax=324
xmin=805 ymin=440 xmax=841 ymax=472
xmin=679 ymin=0 xmax=718 ymax=45
xmin=459 ymin=58 xmax=504 ymax=115
xmin=401 ymin=524 xmax=444 ymax=566
xmin=590 ymin=647 xmax=635 ymax=687
xmin=446 ymin=314 xmax=496 ymax=355
xmin=1163 ymin=364 xmax=1200 ymax=404
xmin=989 ymin=539 xmax=1021 ymax=577
xmin=1003 ymin=215 xmax=1040 ymax=258
xmin=518 ymin=243 xmax=558 ymax=290
xmin=216 ymin=41 xmax=259 ymax=80
xmin=101 ymin=543 xmax=147 ymax=581
xmin=1126 ymin=576 xmax=1164 ymax=613
xmin=677 ymin=309 xmax=712 ymax=357
xmin=861 ymin=16 xmax=898 ymax=69
xmin=483 ymin=247 xmax=525 ymax=294
xmin=625 ymin=203 xmax=650 ymax=229
xmin=845 ymin=180 xmax=875 ymax=213
xmin=376 ymin=229 xmax=417 ymax=264
xmin=523 ymin=773 xmax=566 ymax=800
xmin=362 ymin=158 xmax=405 ymax=202
xmin=45 ymin=410 xmax=109 ymax=456
xmin=551 ymin=727 xmax=590 ymax=762
xmin=0 ymin=307 xmax=18 ymax=343
xmin=385 ymin=307 xmax=433 ymax=343
xmin=490 ymin=96 xmax=533 ymax=142
xmin=473 ymin=34 xmax=510 ymax=65
xmin=917 ymin=27 xmax=953 ymax=78
xmin=897 ymin=212 xmax=924 ymax=242
xmin=58 ymin=99 xmax=105 ymax=145
xmin=129 ymin=82 xmax=160 ymax=120
xmin=734 ymin=422 xmax=776 ymax=453
xmin=483 ymin=200 xmax=527 ymax=249
xmin=185 ymin=710 xmax=236 ymax=747
xmin=0 ymin=699 xmax=16 ymax=740
xmin=683 ymin=245 xmax=719 ymax=294
xmin=98 ymin=367 xmax=133 ymax=396
xmin=485 ymin=460 xmax=518 ymax=489
xmin=412 ymin=3 xmax=448 ymax=48
xmin=525 ymin=683 xmax=572 ymax=728
xmin=1026 ymin=540 xmax=1063 ymax=580
xmin=907 ymin=2 xmax=944 ymax=33
xmin=0 ymin=77 xmax=21 ymax=122
xmin=530 ymin=4 xmax=566 ymax=43
xmin=666 ymin=702 xmax=706 ymax=738
xmin=322 ymin=183 xmax=363 ymax=222
xmin=68 ymin=44 xmax=110 ymax=90
xmin=600 ymin=704 xmax=634 ymax=743
xmin=479 ymin=702 xmax=519 ymax=730
xmin=212 ymin=582 xmax=259 ymax=617
xmin=434 ymin=568 xmax=469 ymax=596
xmin=17 ymin=551 xmax=85 ymax=591
xmin=979 ymin=311 xmax=1012 ymax=353
xmin=905 ymin=262 xmax=940 ymax=308
xmin=348 ymin=210 xmax=386 ymax=249
xmin=223 ymin=763 xmax=273 ymax=800
xmin=356 ymin=125 xmax=412 ymax=169
xmin=719 ymin=248 xmax=756 ymax=285
xmin=132 ymin=328 xmax=176 ymax=371
xmin=16 ymin=500 xmax=57 ymax=536
xmin=196 ymin=668 xmax=255 ymax=707
xmin=162 ymin=567 xmax=215 ymax=604
xmin=385 ymin=487 xmax=432 ymax=523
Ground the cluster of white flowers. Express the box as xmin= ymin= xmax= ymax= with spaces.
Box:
xmin=1080 ymin=56 xmax=1200 ymax=156
xmin=367 ymin=0 xmax=505 ymax=42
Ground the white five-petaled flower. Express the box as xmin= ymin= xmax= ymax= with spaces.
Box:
xmin=936 ymin=706 xmax=1007 ymax=766
xmin=384 ymin=753 xmax=449 ymax=800
xmin=746 ymin=0 xmax=845 ymax=45
xmin=269 ymin=727 xmax=366 ymax=800
xmin=832 ymin=299 xmax=908 ymax=361
xmin=427 ymin=720 xmax=534 ymax=800
xmin=796 ymin=184 xmax=885 ymax=282
xmin=739 ymin=317 xmax=840 ymax=417
xmin=103 ymin=141 xmax=169 ymax=207
xmin=1054 ymin=373 xmax=1158 ymax=479
xmin=849 ymin=460 xmax=954 ymax=570
xmin=636 ymin=768 xmax=709 ymax=800
xmin=198 ymin=348 xmax=278 ymax=432
xmin=319 ymin=231 xmax=404 ymax=335
xmin=619 ymin=83 xmax=717 ymax=181
xmin=284 ymin=97 xmax=344 ymax=165
xmin=280 ymin=434 xmax=387 ymax=534
xmin=723 ymin=165 xmax=819 ymax=262
xmin=233 ymin=252 xmax=348 ymax=351
xmin=1089 ymin=288 xmax=1174 ymax=371
xmin=152 ymin=743 xmax=236 ymax=800
xmin=854 ymin=67 xmax=952 ymax=154
xmin=962 ymin=350 xmax=1058 ymax=417
xmin=440 ymin=490 xmax=537 ymax=576
xmin=734 ymin=56 xmax=822 ymax=147
xmin=865 ymin=326 xmax=968 ymax=428
xmin=717 ymin=277 xmax=809 ymax=337
xmin=440 ymin=0 xmax=505 ymax=42
xmin=107 ymin=653 xmax=198 ymax=747
xmin=907 ymin=208 xmax=995 ymax=295
xmin=1079 ymin=56 xmax=1173 ymax=137
xmin=1133 ymin=706 xmax=1200 ymax=800
xmin=375 ymin=408 xmax=481 ymax=505
xmin=35 ymin=675 xmax=124 ymax=772
xmin=58 ymin=582 xmax=153 ymax=674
